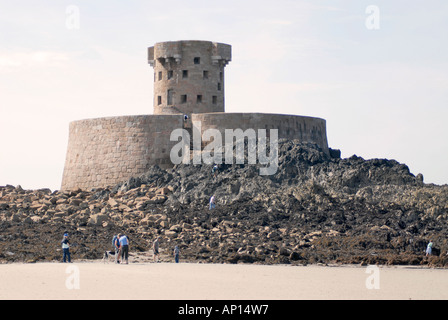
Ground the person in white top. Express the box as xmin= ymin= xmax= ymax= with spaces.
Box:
xmin=209 ymin=195 xmax=216 ymax=210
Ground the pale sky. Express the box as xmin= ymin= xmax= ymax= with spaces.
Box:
xmin=1 ymin=0 xmax=447 ymax=191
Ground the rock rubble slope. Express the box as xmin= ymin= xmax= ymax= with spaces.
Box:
xmin=1 ymin=140 xmax=447 ymax=266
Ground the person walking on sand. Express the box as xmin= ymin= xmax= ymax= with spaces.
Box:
xmin=119 ymin=234 xmax=130 ymax=264
xmin=153 ymin=237 xmax=160 ymax=262
xmin=426 ymin=240 xmax=433 ymax=256
xmin=174 ymin=245 xmax=180 ymax=263
xmin=61 ymin=233 xmax=71 ymax=263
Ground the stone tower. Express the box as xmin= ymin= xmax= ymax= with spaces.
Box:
xmin=61 ymin=40 xmax=330 ymax=191
xmin=148 ymin=40 xmax=231 ymax=116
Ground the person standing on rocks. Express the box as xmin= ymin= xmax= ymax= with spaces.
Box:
xmin=61 ymin=233 xmax=71 ymax=263
xmin=153 ymin=237 xmax=160 ymax=262
xmin=209 ymin=195 xmax=216 ymax=210
xmin=426 ymin=240 xmax=433 ymax=256
xmin=212 ymin=165 xmax=219 ymax=179
xmin=119 ymin=234 xmax=130 ymax=264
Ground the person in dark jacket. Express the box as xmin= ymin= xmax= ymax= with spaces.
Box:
xmin=61 ymin=233 xmax=71 ymax=263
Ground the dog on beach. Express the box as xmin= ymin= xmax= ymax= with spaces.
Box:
xmin=102 ymin=250 xmax=118 ymax=263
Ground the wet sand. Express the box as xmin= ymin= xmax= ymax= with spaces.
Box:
xmin=0 ymin=261 xmax=447 ymax=300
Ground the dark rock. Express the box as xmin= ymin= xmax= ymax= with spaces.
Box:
xmin=0 ymin=140 xmax=447 ymax=267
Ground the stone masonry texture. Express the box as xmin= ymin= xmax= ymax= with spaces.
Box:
xmin=149 ymin=40 xmax=231 ymax=116
xmin=61 ymin=115 xmax=184 ymax=191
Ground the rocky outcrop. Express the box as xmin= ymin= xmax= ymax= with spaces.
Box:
xmin=1 ymin=140 xmax=447 ymax=266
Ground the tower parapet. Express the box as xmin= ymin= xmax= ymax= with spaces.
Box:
xmin=148 ymin=40 xmax=231 ymax=116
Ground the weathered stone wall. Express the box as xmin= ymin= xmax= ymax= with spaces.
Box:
xmin=61 ymin=112 xmax=329 ymax=190
xmin=191 ymin=113 xmax=329 ymax=155
xmin=61 ymin=115 xmax=184 ymax=191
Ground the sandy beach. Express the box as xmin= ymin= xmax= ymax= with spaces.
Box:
xmin=0 ymin=260 xmax=447 ymax=300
